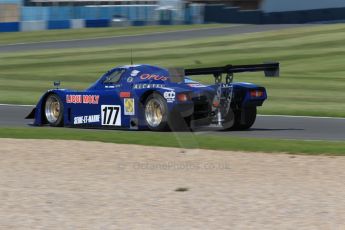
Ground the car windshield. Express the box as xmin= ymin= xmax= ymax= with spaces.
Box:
xmin=103 ymin=69 xmax=126 ymax=84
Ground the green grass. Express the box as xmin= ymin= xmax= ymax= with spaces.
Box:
xmin=0 ymin=24 xmax=228 ymax=45
xmin=1 ymin=24 xmax=345 ymax=117
xmin=0 ymin=127 xmax=344 ymax=155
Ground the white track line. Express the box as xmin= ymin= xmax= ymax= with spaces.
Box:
xmin=0 ymin=104 xmax=34 ymax=107
xmin=258 ymin=114 xmax=345 ymax=120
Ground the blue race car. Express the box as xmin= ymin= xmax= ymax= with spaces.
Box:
xmin=26 ymin=63 xmax=279 ymax=131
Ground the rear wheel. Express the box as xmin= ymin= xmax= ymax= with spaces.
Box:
xmin=144 ymin=93 xmax=169 ymax=131
xmin=44 ymin=94 xmax=64 ymax=127
xmin=223 ymin=107 xmax=257 ymax=130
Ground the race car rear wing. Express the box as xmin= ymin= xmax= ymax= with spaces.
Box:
xmin=185 ymin=62 xmax=280 ymax=77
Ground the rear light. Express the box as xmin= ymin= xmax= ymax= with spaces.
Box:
xmin=213 ymin=101 xmax=220 ymax=107
xmin=250 ymin=90 xmax=264 ymax=98
xmin=177 ymin=93 xmax=189 ymax=102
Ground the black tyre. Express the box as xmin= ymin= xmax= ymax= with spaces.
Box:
xmin=44 ymin=94 xmax=64 ymax=127
xmin=144 ymin=93 xmax=169 ymax=131
xmin=223 ymin=107 xmax=257 ymax=130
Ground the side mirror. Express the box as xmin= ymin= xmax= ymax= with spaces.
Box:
xmin=54 ymin=81 xmax=61 ymax=89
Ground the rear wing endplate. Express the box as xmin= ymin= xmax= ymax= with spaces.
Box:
xmin=185 ymin=62 xmax=280 ymax=77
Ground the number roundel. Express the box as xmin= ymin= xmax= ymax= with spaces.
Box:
xmin=101 ymin=105 xmax=121 ymax=126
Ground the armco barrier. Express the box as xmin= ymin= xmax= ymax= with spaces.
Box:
xmin=204 ymin=4 xmax=229 ymax=23
xmin=239 ymin=10 xmax=263 ymax=24
xmin=85 ymin=19 xmax=110 ymax=28
xmin=71 ymin=19 xmax=84 ymax=29
xmin=145 ymin=21 xmax=158 ymax=26
xmin=204 ymin=4 xmax=345 ymax=24
xmin=110 ymin=20 xmax=131 ymax=27
xmin=20 ymin=20 xmax=46 ymax=31
xmin=47 ymin=20 xmax=70 ymax=30
xmin=263 ymin=8 xmax=345 ymax=24
xmin=261 ymin=0 xmax=345 ymax=13
xmin=159 ymin=20 xmax=173 ymax=25
xmin=0 ymin=22 xmax=19 ymax=32
xmin=132 ymin=20 xmax=146 ymax=26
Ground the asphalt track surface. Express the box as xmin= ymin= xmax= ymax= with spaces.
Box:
xmin=0 ymin=105 xmax=344 ymax=141
xmin=0 ymin=24 xmax=309 ymax=52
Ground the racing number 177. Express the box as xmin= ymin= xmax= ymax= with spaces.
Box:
xmin=102 ymin=105 xmax=121 ymax=126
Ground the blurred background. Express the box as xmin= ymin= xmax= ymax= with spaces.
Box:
xmin=2 ymin=0 xmax=345 ymax=32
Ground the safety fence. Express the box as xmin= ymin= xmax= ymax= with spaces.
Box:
xmin=2 ymin=2 xmax=345 ymax=32
xmin=0 ymin=3 xmax=204 ymax=32
xmin=204 ymin=4 xmax=345 ymax=24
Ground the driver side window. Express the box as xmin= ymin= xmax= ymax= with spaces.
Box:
xmin=103 ymin=69 xmax=126 ymax=84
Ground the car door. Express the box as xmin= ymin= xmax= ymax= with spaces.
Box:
xmin=98 ymin=68 xmax=128 ymax=128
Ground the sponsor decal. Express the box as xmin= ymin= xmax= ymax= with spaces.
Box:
xmin=105 ymin=85 xmax=121 ymax=89
xmin=66 ymin=95 xmax=82 ymax=104
xmin=127 ymin=77 xmax=134 ymax=83
xmin=83 ymin=95 xmax=99 ymax=104
xmin=74 ymin=114 xmax=100 ymax=125
xmin=187 ymin=83 xmax=207 ymax=88
xmin=101 ymin=105 xmax=121 ymax=126
xmin=164 ymin=91 xmax=176 ymax=103
xmin=66 ymin=95 xmax=99 ymax=104
xmin=130 ymin=70 xmax=140 ymax=77
xmin=120 ymin=92 xmax=131 ymax=98
xmin=140 ymin=74 xmax=168 ymax=81
xmin=124 ymin=98 xmax=135 ymax=115
xmin=133 ymin=84 xmax=165 ymax=89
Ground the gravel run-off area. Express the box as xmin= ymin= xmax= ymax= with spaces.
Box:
xmin=0 ymin=138 xmax=344 ymax=230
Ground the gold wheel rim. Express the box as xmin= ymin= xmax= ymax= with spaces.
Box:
xmin=45 ymin=95 xmax=61 ymax=124
xmin=145 ymin=98 xmax=164 ymax=127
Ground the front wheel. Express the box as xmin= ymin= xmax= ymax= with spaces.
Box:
xmin=44 ymin=94 xmax=64 ymax=127
xmin=223 ymin=107 xmax=257 ymax=130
